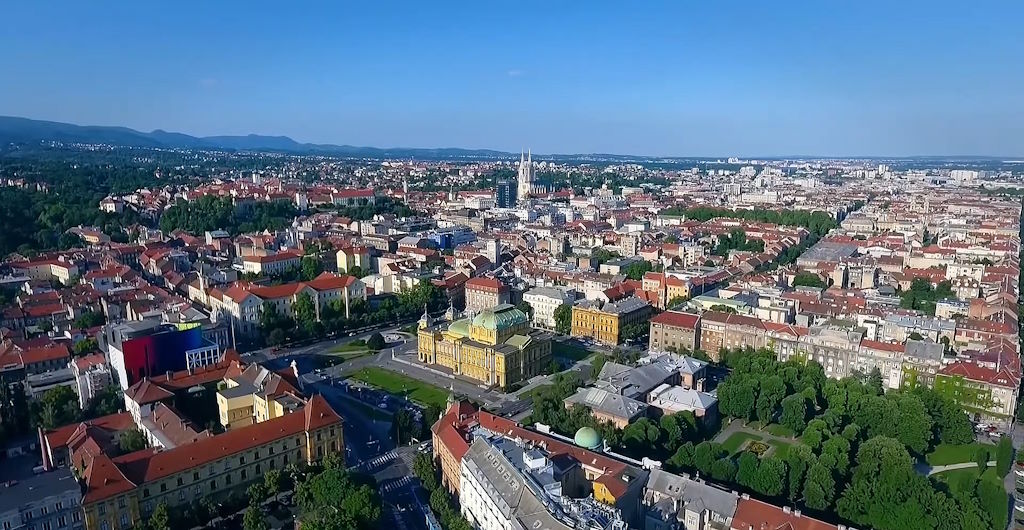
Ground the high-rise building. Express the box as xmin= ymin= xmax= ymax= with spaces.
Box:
xmin=496 ymin=177 xmax=515 ymax=208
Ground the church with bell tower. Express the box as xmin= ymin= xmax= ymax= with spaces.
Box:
xmin=516 ymin=149 xmax=546 ymax=200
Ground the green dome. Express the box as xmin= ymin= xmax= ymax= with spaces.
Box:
xmin=574 ymin=427 xmax=601 ymax=450
xmin=471 ymin=304 xmax=527 ymax=331
xmin=448 ymin=318 xmax=471 ymax=339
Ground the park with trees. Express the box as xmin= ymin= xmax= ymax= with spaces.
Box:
xmin=526 ymin=346 xmax=1011 ymax=530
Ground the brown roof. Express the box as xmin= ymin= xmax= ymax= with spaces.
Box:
xmin=731 ymin=498 xmax=837 ymax=530
xmin=87 ymin=396 xmax=341 ymax=503
xmin=465 ymin=276 xmax=505 ymax=291
xmin=124 ymin=378 xmax=175 ymax=405
xmin=45 ymin=412 xmax=135 ymax=455
xmin=649 ymin=311 xmax=700 ymax=330
xmin=20 ymin=344 xmax=70 ymax=365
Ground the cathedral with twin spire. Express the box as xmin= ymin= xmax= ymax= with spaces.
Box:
xmin=516 ymin=149 xmax=546 ymax=200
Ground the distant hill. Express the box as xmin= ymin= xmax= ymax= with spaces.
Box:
xmin=0 ymin=116 xmax=516 ymax=159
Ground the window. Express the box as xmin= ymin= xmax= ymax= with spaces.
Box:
xmin=194 ymin=485 xmax=202 ymax=496
xmin=269 ymin=446 xmax=275 ymax=455
xmin=225 ymin=474 xmax=232 ymax=486
xmin=241 ymin=469 xmax=247 ymax=480
xmin=100 ymin=522 xmax=109 ymax=530
xmin=239 ymin=456 xmax=245 ymax=465
xmin=55 ymin=502 xmax=63 ymax=511
xmin=43 ymin=522 xmax=51 ymax=530
xmin=255 ymin=449 xmax=260 ymax=459
xmin=58 ymin=517 xmax=67 ymax=529
xmin=72 ymin=512 xmax=80 ymax=523
xmin=255 ymin=464 xmax=261 ymax=474
xmin=210 ymin=479 xmax=217 ymax=490
xmin=178 ymin=490 xmax=185 ymax=501
xmin=160 ymin=484 xmax=167 ymax=493
xmin=143 ymin=488 xmax=150 ymax=498
xmin=41 ymin=507 xmax=48 ymax=515
xmin=98 ymin=505 xmax=106 ymax=516
xmin=177 ymin=477 xmax=183 ymax=487
xmin=120 ymin=513 xmax=129 ymax=528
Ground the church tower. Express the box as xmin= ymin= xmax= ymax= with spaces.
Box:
xmin=517 ymin=149 xmax=535 ymax=200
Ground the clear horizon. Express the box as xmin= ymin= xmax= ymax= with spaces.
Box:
xmin=2 ymin=1 xmax=1022 ymax=157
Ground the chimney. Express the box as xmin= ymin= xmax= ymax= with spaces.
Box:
xmin=165 ymin=370 xmax=172 ymax=379
xmin=794 ymin=509 xmax=801 ymax=517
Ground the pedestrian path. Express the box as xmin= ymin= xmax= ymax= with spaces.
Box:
xmin=916 ymin=460 xmax=997 ymax=476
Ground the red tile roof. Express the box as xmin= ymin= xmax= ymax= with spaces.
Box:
xmin=860 ymin=339 xmax=905 ymax=353
xmin=465 ymin=276 xmax=505 ymax=290
xmin=731 ymin=498 xmax=837 ymax=530
xmin=86 ymin=396 xmax=341 ymax=503
xmin=939 ymin=361 xmax=1020 ymax=389
xmin=650 ymin=311 xmax=700 ymax=330
xmin=20 ymin=344 xmax=70 ymax=365
xmin=45 ymin=412 xmax=135 ymax=456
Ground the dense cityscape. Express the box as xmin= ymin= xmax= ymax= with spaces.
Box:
xmin=0 ymin=134 xmax=1022 ymax=530
xmin=3 ymin=2 xmax=1023 ymax=530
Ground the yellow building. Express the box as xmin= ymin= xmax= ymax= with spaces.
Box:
xmin=418 ymin=304 xmax=552 ymax=389
xmin=217 ymin=363 xmax=305 ymax=430
xmin=571 ymin=296 xmax=653 ymax=345
xmin=78 ymin=396 xmax=342 ymax=530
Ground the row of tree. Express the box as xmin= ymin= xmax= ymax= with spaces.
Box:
xmin=663 ymin=206 xmax=840 ymax=238
xmin=413 ymin=449 xmax=474 ymax=530
xmin=260 ymin=280 xmax=447 ymax=346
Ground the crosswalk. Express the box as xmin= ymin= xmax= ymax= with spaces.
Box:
xmin=381 ymin=475 xmax=414 ymax=493
xmin=352 ymin=449 xmax=397 ymax=471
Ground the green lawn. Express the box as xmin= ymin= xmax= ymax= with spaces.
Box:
xmin=518 ymin=384 xmax=553 ymax=402
xmin=349 ymin=367 xmax=450 ymax=409
xmin=552 ymin=341 xmax=591 ymax=362
xmin=765 ymin=423 xmax=796 ymax=438
xmin=722 ymin=431 xmax=763 ymax=453
xmin=768 ymin=440 xmax=793 ymax=460
xmin=331 ymin=340 xmax=369 ymax=353
xmin=933 ymin=466 xmax=1002 ymax=494
xmin=926 ymin=443 xmax=996 ymax=466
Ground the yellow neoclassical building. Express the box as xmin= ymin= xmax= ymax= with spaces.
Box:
xmin=418 ymin=304 xmax=552 ymax=389
xmin=571 ymin=296 xmax=653 ymax=345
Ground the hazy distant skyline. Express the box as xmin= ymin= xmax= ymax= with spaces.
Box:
xmin=2 ymin=1 xmax=1022 ymax=157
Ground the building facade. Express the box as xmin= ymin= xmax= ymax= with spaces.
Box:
xmin=417 ymin=305 xmax=552 ymax=390
xmin=523 ymin=287 xmax=573 ymax=330
xmin=571 ymin=296 xmax=653 ymax=346
xmin=463 ymin=277 xmax=511 ymax=317
xmin=648 ymin=311 xmax=700 ymax=353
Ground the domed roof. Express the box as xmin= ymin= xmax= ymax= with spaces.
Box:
xmin=471 ymin=304 xmax=527 ymax=331
xmin=448 ymin=318 xmax=472 ymax=339
xmin=574 ymin=427 xmax=601 ymax=450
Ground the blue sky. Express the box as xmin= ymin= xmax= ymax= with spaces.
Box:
xmin=2 ymin=1 xmax=1022 ymax=156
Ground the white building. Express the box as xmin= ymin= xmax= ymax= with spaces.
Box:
xmin=523 ymin=287 xmax=574 ymax=329
xmin=70 ymin=354 xmax=113 ymax=409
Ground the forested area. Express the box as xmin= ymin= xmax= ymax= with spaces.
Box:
xmin=159 ymin=196 xmax=298 ymax=235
